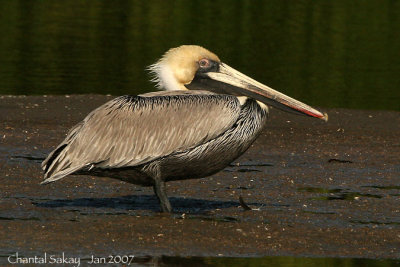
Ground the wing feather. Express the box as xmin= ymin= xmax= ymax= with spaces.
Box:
xmin=42 ymin=92 xmax=241 ymax=183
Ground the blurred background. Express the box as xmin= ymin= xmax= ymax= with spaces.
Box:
xmin=0 ymin=0 xmax=399 ymax=111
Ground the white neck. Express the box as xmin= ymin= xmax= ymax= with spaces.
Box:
xmin=148 ymin=62 xmax=185 ymax=91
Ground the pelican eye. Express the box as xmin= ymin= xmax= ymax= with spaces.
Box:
xmin=197 ymin=58 xmax=219 ymax=73
xmin=199 ymin=58 xmax=210 ymax=68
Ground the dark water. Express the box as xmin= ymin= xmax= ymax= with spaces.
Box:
xmin=0 ymin=1 xmax=399 ymax=111
xmin=1 ymin=255 xmax=399 ymax=266
xmin=161 ymin=256 xmax=400 ymax=267
xmin=84 ymin=255 xmax=400 ymax=266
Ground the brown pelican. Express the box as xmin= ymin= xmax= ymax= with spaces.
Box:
xmin=42 ymin=45 xmax=327 ymax=212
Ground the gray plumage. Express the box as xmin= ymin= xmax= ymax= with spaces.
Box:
xmin=42 ymin=91 xmax=268 ymax=187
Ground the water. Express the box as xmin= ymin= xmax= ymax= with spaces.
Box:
xmin=162 ymin=256 xmax=400 ymax=266
xmin=0 ymin=0 xmax=399 ymax=111
xmin=1 ymin=255 xmax=399 ymax=266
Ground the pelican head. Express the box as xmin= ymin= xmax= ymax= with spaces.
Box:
xmin=149 ymin=45 xmax=327 ymax=120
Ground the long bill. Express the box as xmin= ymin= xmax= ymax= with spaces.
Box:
xmin=199 ymin=63 xmax=328 ymax=121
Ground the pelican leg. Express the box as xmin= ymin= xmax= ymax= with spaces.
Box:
xmin=153 ymin=178 xmax=172 ymax=213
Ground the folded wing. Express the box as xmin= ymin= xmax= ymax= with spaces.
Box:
xmin=42 ymin=92 xmax=241 ymax=183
